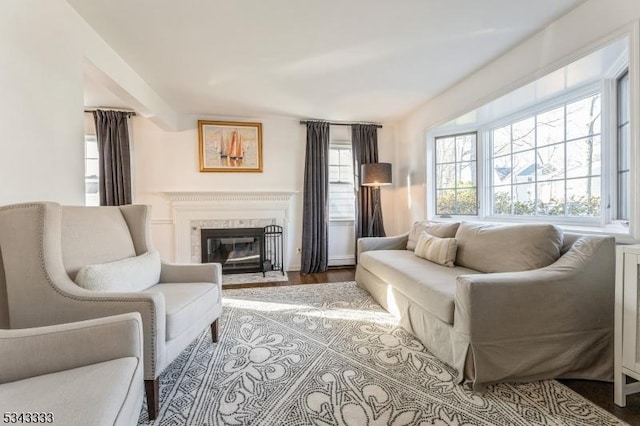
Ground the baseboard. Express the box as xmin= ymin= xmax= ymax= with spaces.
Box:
xmin=328 ymin=255 xmax=356 ymax=267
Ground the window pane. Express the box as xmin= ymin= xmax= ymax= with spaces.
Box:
xmin=566 ymin=177 xmax=600 ymax=216
xmin=618 ymin=171 xmax=629 ymax=221
xmin=436 ymin=137 xmax=455 ymax=163
xmin=566 ymin=94 xmax=601 ymax=140
xmin=619 ymin=72 xmax=630 ymax=124
xmin=619 ymin=123 xmax=630 ymax=171
xmin=566 ymin=136 xmax=600 ymax=178
xmin=537 ymin=180 xmax=565 ymax=216
xmin=512 ymin=183 xmax=535 ymax=215
xmin=457 ymin=134 xmax=476 ymax=161
xmin=493 ymin=186 xmax=512 ymax=215
xmin=339 ymin=149 xmax=352 ymax=164
xmin=456 ymin=189 xmax=477 ymax=214
xmin=329 ymin=165 xmax=340 ymax=182
xmin=536 ymin=144 xmax=565 ymax=181
xmin=512 ymin=118 xmax=535 ymax=152
xmin=329 ymin=148 xmax=339 ymax=165
xmin=457 ymin=161 xmax=476 ymax=187
xmin=492 ymin=155 xmax=511 ymax=186
xmin=512 ymin=150 xmax=535 ymax=184
xmin=85 ymin=139 xmax=99 ymax=159
xmin=436 ymin=164 xmax=455 ymax=189
xmin=436 ymin=189 xmax=455 ymax=215
xmin=493 ymin=126 xmax=510 ymax=157
xmin=85 ymin=158 xmax=99 ymax=178
xmin=537 ymin=106 xmax=565 ymax=147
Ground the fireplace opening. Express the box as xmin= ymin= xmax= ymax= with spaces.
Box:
xmin=201 ymin=228 xmax=265 ymax=274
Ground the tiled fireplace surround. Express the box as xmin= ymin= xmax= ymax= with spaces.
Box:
xmin=165 ymin=191 xmax=296 ymax=265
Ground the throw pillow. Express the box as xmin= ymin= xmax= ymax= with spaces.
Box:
xmin=454 ymin=222 xmax=562 ymax=273
xmin=407 ymin=221 xmax=460 ymax=250
xmin=414 ymin=231 xmax=457 ymax=267
xmin=74 ymin=250 xmax=161 ymax=292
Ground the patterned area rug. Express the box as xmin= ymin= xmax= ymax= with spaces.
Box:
xmin=222 ymin=271 xmax=288 ymax=286
xmin=139 ymin=282 xmax=626 ymax=426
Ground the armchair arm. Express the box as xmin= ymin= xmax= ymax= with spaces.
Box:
xmin=0 ymin=313 xmax=142 ymax=384
xmin=454 ymin=236 xmax=615 ymax=342
xmin=357 ymin=232 xmax=409 ymax=260
xmin=159 ymin=262 xmax=222 ymax=286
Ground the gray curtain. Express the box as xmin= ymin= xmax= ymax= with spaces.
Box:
xmin=93 ymin=110 xmax=132 ymax=206
xmin=352 ymin=124 xmax=385 ymax=239
xmin=301 ymin=121 xmax=330 ymax=274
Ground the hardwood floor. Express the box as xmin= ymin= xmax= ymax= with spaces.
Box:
xmin=225 ymin=267 xmax=639 ymax=424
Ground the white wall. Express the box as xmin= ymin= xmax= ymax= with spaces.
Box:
xmin=132 ymin=117 xmax=396 ymax=269
xmin=394 ymin=0 xmax=640 ymax=232
xmin=0 ymin=1 xmax=86 ymax=205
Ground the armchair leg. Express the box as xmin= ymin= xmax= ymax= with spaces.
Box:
xmin=145 ymin=378 xmax=159 ymax=420
xmin=211 ymin=319 xmax=219 ymax=343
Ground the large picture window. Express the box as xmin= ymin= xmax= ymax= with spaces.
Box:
xmin=490 ymin=93 xmax=601 ymax=217
xmin=435 ymin=132 xmax=477 ymax=215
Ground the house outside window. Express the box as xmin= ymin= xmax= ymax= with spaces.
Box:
xmin=490 ymin=93 xmax=601 ymax=217
xmin=434 ymin=132 xmax=477 ymax=215
xmin=328 ymin=145 xmax=355 ymax=221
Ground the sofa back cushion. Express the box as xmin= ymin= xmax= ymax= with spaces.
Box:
xmin=414 ymin=232 xmax=457 ymax=267
xmin=61 ymin=207 xmax=137 ymax=279
xmin=455 ymin=222 xmax=562 ymax=273
xmin=407 ymin=221 xmax=460 ymax=250
xmin=74 ymin=250 xmax=161 ymax=292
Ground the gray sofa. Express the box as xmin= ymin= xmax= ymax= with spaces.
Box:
xmin=356 ymin=221 xmax=615 ymax=389
xmin=0 ymin=313 xmax=144 ymax=426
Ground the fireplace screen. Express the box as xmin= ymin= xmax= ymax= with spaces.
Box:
xmin=201 ymin=228 xmax=265 ymax=274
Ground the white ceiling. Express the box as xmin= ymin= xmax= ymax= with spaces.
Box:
xmin=72 ymin=0 xmax=581 ymax=123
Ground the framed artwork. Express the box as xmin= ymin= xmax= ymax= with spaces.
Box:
xmin=198 ymin=120 xmax=263 ymax=172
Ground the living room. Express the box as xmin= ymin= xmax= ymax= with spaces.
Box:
xmin=2 ymin=0 xmax=640 ymax=425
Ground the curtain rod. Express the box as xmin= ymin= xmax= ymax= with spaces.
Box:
xmin=84 ymin=108 xmax=137 ymax=116
xmin=299 ymin=120 xmax=382 ymax=128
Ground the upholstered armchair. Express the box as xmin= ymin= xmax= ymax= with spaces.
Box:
xmin=0 ymin=313 xmax=144 ymax=426
xmin=0 ymin=202 xmax=223 ymax=419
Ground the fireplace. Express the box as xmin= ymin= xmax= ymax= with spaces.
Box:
xmin=201 ymin=228 xmax=265 ymax=274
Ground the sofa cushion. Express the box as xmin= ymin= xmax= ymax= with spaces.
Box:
xmin=359 ymin=250 xmax=480 ymax=324
xmin=148 ymin=282 xmax=219 ymax=340
xmin=407 ymin=221 xmax=460 ymax=250
xmin=74 ymin=250 xmax=161 ymax=292
xmin=455 ymin=222 xmax=562 ymax=273
xmin=0 ymin=357 xmax=138 ymax=426
xmin=414 ymin=232 xmax=457 ymax=267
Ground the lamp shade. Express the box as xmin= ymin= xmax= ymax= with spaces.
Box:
xmin=361 ymin=163 xmax=392 ymax=187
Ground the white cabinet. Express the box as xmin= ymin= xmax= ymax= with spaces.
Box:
xmin=615 ymin=245 xmax=640 ymax=406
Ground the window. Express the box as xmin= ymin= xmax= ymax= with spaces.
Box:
xmin=85 ymin=135 xmax=99 ymax=206
xmin=617 ymin=70 xmax=630 ymax=221
xmin=490 ymin=93 xmax=601 ymax=217
xmin=328 ymin=145 xmax=355 ymax=220
xmin=434 ymin=132 xmax=477 ymax=215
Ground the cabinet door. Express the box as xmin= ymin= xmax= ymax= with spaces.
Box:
xmin=622 ymin=252 xmax=640 ymax=373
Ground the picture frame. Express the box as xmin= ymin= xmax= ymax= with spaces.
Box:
xmin=198 ymin=120 xmax=263 ymax=172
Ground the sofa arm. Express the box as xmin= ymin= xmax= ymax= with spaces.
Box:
xmin=0 ymin=313 xmax=142 ymax=384
xmin=159 ymin=262 xmax=222 ymax=286
xmin=357 ymin=232 xmax=409 ymax=260
xmin=454 ymin=235 xmax=615 ymax=342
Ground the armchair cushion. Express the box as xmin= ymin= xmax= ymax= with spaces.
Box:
xmin=148 ymin=282 xmax=220 ymax=340
xmin=74 ymin=250 xmax=161 ymax=292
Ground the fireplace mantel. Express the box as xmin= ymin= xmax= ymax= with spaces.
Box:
xmin=164 ymin=191 xmax=296 ymax=263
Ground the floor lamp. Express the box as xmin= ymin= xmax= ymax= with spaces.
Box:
xmin=361 ymin=162 xmax=392 ymax=237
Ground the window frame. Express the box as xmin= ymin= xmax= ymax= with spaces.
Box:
xmin=433 ymin=131 xmax=479 ymax=216
xmin=328 ymin=142 xmax=356 ymax=222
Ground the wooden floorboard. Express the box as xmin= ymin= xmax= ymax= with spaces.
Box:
xmin=224 ymin=267 xmax=639 ymax=424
